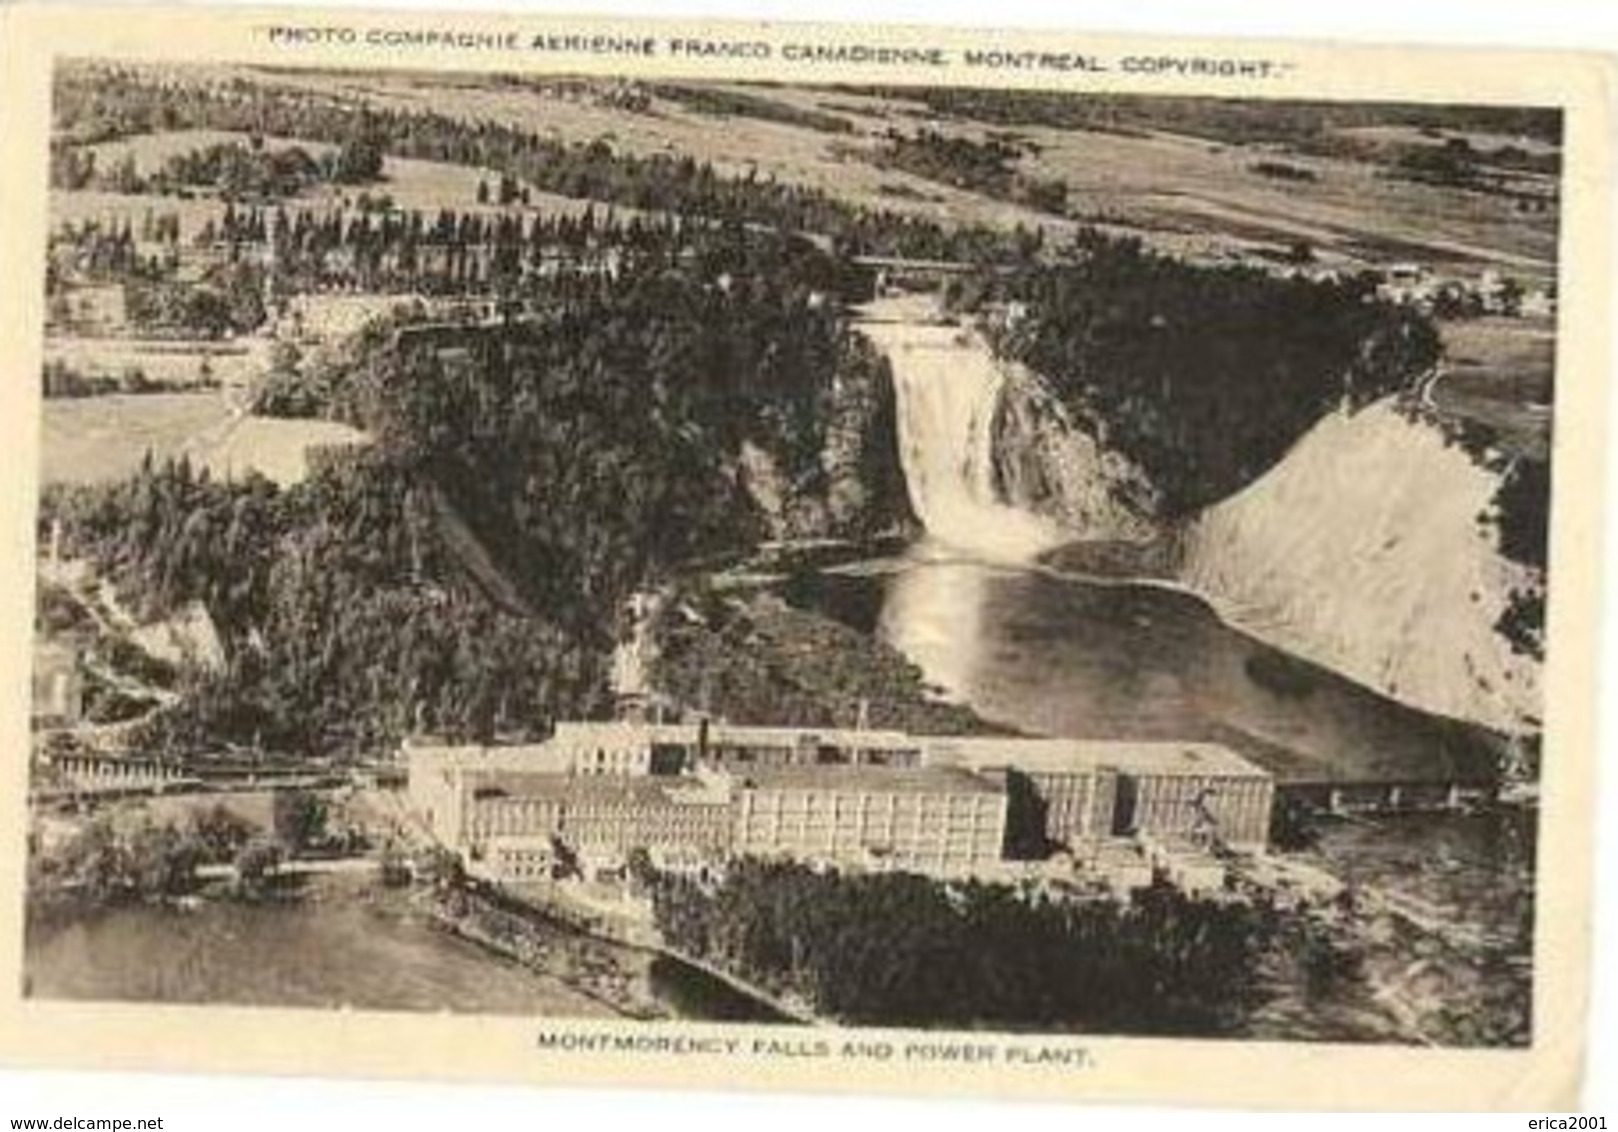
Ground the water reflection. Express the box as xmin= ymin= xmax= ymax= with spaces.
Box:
xmin=810 ymin=545 xmax=1498 ymax=783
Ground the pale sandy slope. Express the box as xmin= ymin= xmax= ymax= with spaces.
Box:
xmin=1179 ymin=398 xmax=1542 ymax=733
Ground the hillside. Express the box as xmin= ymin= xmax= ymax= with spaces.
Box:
xmin=1179 ymin=400 xmax=1542 ymax=733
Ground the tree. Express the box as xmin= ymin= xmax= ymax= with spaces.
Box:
xmin=188 ymin=803 xmax=254 ymax=863
xmin=126 ymin=821 xmax=202 ymax=896
xmin=267 ymin=340 xmax=301 ymax=377
xmin=271 ymin=789 xmax=327 ymax=853
xmin=55 ymin=819 xmax=129 ymax=901
xmin=234 ymin=837 xmax=283 ymax=896
xmin=1496 ymin=276 xmax=1525 ymax=317
xmin=181 ymin=287 xmax=236 ymax=339
xmin=332 ymin=134 xmax=385 ymax=185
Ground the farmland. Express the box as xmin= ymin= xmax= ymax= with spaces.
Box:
xmin=44 ymin=335 xmax=266 ymax=388
xmin=39 ymin=394 xmax=234 ymax=485
xmin=40 ymin=392 xmax=367 ymax=488
xmin=25 ymin=59 xmax=1563 ymax=1049
xmin=173 ymin=66 xmax=1556 ymax=280
xmin=1432 ymin=316 xmax=1556 ymax=459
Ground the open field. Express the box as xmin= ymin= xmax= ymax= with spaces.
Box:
xmin=1014 ymin=120 xmax=1555 ymax=276
xmin=51 ymin=189 xmax=226 ymax=245
xmin=40 ymin=393 xmax=234 ymax=485
xmin=52 ymin=163 xmax=635 ymax=248
xmin=77 ymin=127 xmax=551 ymax=214
xmin=186 ymin=66 xmax=1075 ymax=236
xmin=45 ymin=335 xmax=267 ymax=388
xmin=1432 ymin=316 xmax=1555 ymax=459
xmin=198 ymin=415 xmax=369 ymax=488
xmin=1334 ymin=123 xmax=1560 ymax=158
xmin=62 ymin=66 xmax=1558 ymax=292
xmin=39 ymin=390 xmax=367 ymax=488
xmin=1440 ymin=317 xmax=1556 ymax=405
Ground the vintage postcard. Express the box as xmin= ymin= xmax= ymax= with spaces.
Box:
xmin=0 ymin=1 xmax=1611 ymax=1112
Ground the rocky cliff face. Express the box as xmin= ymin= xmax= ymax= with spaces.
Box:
xmin=735 ymin=336 xmax=915 ymax=543
xmin=1179 ymin=399 xmax=1541 ymax=733
xmin=990 ymin=366 xmax=1161 ymax=544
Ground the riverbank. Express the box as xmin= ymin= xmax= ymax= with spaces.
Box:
xmin=418 ymin=882 xmax=669 ymax=1020
xmin=23 ymin=871 xmax=615 ymax=1017
xmin=650 ymin=584 xmax=1005 ymax=736
xmin=23 ymin=861 xmax=807 ymax=1024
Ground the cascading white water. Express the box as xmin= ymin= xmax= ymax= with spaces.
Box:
xmin=862 ymin=311 xmax=1064 ymax=561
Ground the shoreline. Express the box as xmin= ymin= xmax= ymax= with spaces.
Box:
xmin=802 ymin=531 xmax=1529 ymax=747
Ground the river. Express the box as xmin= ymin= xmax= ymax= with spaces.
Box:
xmin=24 ymin=889 xmax=788 ymax=1023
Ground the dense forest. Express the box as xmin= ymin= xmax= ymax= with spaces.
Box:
xmin=650 ymin=589 xmax=986 ymax=736
xmin=43 ymin=449 xmax=611 ymax=756
xmin=646 ymin=858 xmax=1350 ymax=1033
xmin=42 ymin=227 xmax=908 ymax=757
xmin=972 ymin=233 xmax=1442 ymax=515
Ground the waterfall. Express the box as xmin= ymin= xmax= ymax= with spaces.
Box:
xmin=866 ymin=315 xmax=1064 ymax=560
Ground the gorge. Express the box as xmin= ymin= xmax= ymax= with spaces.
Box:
xmin=844 ymin=293 xmax=1541 ymax=755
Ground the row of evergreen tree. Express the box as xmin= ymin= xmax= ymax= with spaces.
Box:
xmin=51 ymin=65 xmax=1047 ymax=264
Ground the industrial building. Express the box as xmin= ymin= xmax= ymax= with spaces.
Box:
xmin=404 ymin=723 xmax=1273 ymax=884
xmin=467 ymin=771 xmax=734 ymax=880
xmin=547 ymin=719 xmax=926 ymax=775
xmin=409 ymin=748 xmax=732 ymax=880
xmin=731 ymin=764 xmax=1008 ymax=875
xmin=925 ymin=736 xmax=1274 ymax=854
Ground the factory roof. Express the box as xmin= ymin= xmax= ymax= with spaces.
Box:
xmin=923 ymin=736 xmax=1270 ymax=779
xmin=465 ymin=771 xmax=727 ymax=807
xmin=551 ymin=719 xmax=920 ymax=751
xmin=733 ymin=764 xmax=1004 ymax=796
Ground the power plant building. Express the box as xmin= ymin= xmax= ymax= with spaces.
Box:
xmin=924 ymin=737 xmax=1274 ymax=854
xmin=404 ymin=723 xmax=1273 ymax=883
xmin=731 ymin=764 xmax=1008 ymax=874
xmin=548 ymin=719 xmax=926 ymax=774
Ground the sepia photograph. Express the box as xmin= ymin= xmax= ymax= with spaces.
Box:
xmin=22 ymin=55 xmax=1562 ymax=1044
xmin=0 ymin=2 xmax=1611 ymax=1113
